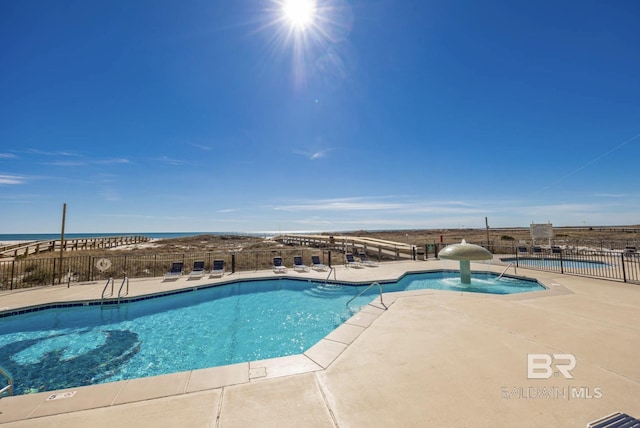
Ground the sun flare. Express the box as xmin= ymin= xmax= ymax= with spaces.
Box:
xmin=282 ymin=0 xmax=316 ymax=29
xmin=260 ymin=0 xmax=353 ymax=88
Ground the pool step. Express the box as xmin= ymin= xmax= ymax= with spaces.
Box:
xmin=303 ymin=283 xmax=347 ymax=298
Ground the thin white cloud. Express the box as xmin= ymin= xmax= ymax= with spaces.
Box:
xmin=274 ymin=197 xmax=484 ymax=214
xmin=190 ymin=143 xmax=211 ymax=151
xmin=156 ymin=156 xmax=187 ymax=165
xmin=394 ymin=201 xmax=485 ymax=215
xmin=523 ymin=202 xmax=618 ymax=214
xmin=0 ymin=153 xmax=17 ymax=159
xmin=593 ymin=193 xmax=625 ymax=198
xmin=101 ymin=213 xmax=198 ymax=221
xmin=264 ymin=195 xmax=640 ymax=231
xmin=0 ymin=174 xmax=25 ymax=185
xmin=99 ymin=188 xmax=121 ymax=202
xmin=18 ymin=149 xmax=130 ymax=167
xmin=310 ymin=150 xmax=327 ymax=160
xmin=27 ymin=149 xmax=83 ymax=157
xmin=46 ymin=161 xmax=88 ymax=167
xmin=46 ymin=157 xmax=130 ymax=167
xmin=95 ymin=158 xmax=130 ymax=165
xmin=215 ymin=218 xmax=252 ymax=223
xmin=294 ymin=217 xmax=338 ymax=226
xmin=276 ymin=200 xmax=403 ymax=211
xmin=293 ymin=149 xmax=331 ymax=160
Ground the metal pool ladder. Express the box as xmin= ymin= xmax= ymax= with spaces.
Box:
xmin=101 ymin=277 xmax=114 ymax=305
xmin=347 ymin=281 xmax=387 ymax=310
xmin=100 ymin=273 xmax=129 ymax=305
xmin=497 ymin=262 xmax=516 ymax=280
xmin=0 ymin=366 xmax=13 ymax=397
xmin=117 ymin=274 xmax=129 ymax=304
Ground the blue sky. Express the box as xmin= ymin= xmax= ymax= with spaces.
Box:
xmin=1 ymin=0 xmax=639 ymax=233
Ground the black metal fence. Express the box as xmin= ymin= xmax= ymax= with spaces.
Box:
xmin=0 ymin=248 xmax=339 ymax=290
xmin=489 ymin=244 xmax=639 ymax=284
xmin=2 ymin=243 xmax=639 ymax=291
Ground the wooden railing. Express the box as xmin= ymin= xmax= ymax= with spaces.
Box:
xmin=277 ymin=234 xmax=415 ymax=260
xmin=0 ymin=236 xmax=149 ymax=259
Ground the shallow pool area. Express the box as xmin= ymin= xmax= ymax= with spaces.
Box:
xmin=392 ymin=271 xmax=543 ymax=294
xmin=0 ymin=271 xmax=544 ymax=396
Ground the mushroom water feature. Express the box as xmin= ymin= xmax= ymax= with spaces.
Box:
xmin=438 ymin=240 xmax=493 ymax=284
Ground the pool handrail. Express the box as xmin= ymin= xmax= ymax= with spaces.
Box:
xmin=326 ymin=266 xmax=336 ymax=282
xmin=117 ymin=274 xmax=129 ymax=304
xmin=347 ymin=281 xmax=387 ymax=310
xmin=0 ymin=366 xmax=13 ymax=397
xmin=497 ymin=262 xmax=516 ymax=280
xmin=101 ymin=277 xmax=114 ymax=305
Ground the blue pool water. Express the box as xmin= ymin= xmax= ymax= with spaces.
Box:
xmin=500 ymin=257 xmax=611 ymax=269
xmin=0 ymin=271 xmax=543 ymax=395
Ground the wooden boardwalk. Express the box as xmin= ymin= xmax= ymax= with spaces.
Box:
xmin=0 ymin=236 xmax=149 ymax=259
xmin=277 ymin=234 xmax=417 ymax=260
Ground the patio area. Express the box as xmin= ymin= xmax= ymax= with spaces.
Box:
xmin=0 ymin=259 xmax=638 ymax=427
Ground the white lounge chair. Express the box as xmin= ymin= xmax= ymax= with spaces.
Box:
xmin=273 ymin=256 xmax=287 ymax=273
xmin=293 ymin=256 xmax=310 ymax=272
xmin=311 ymin=255 xmax=329 ymax=271
xmin=209 ymin=259 xmax=225 ymax=277
xmin=164 ymin=262 xmax=184 ymax=280
xmin=188 ymin=260 xmax=206 ymax=279
xmin=345 ymin=253 xmax=363 ymax=268
xmin=587 ymin=412 xmax=640 ymax=428
xmin=358 ymin=252 xmax=379 ymax=267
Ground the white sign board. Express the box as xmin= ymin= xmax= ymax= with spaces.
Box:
xmin=95 ymin=258 xmax=112 ymax=272
xmin=530 ymin=223 xmax=553 ymax=240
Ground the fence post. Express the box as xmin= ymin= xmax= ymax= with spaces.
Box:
xmin=10 ymin=260 xmax=15 ymax=290
xmin=231 ymin=253 xmax=236 ymax=273
xmin=559 ymin=250 xmax=564 ymax=274
xmin=621 ymin=253 xmax=627 ymax=283
xmin=328 ymin=250 xmax=332 ymax=267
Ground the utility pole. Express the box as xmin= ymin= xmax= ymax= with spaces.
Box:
xmin=485 ymin=216 xmax=490 ymax=247
xmin=58 ymin=203 xmax=66 ymax=284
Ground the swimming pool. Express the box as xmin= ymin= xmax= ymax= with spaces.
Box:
xmin=500 ymin=257 xmax=611 ymax=269
xmin=0 ymin=271 xmax=544 ymax=396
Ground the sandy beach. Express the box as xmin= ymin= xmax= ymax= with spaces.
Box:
xmin=0 ymin=241 xmax=28 ymax=247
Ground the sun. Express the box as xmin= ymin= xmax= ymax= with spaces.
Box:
xmin=259 ymin=0 xmax=352 ymax=88
xmin=282 ymin=0 xmax=316 ymax=29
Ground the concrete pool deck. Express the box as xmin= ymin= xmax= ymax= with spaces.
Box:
xmin=0 ymin=258 xmax=639 ymax=427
